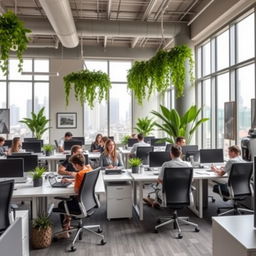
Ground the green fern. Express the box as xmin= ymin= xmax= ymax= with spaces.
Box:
xmin=135 ymin=117 xmax=155 ymax=136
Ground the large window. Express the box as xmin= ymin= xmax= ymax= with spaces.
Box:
xmin=0 ymin=59 xmax=50 ymax=141
xmin=84 ymin=60 xmax=132 ymax=143
xmin=196 ymin=10 xmax=255 ymax=148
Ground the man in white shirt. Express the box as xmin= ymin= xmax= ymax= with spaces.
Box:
xmin=130 ymin=133 xmax=150 ymax=156
xmin=58 ymin=132 xmax=73 ymax=152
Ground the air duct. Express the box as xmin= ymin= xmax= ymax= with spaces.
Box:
xmin=38 ymin=0 xmax=79 ymax=48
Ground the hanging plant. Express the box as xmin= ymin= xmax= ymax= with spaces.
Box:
xmin=0 ymin=11 xmax=31 ymax=75
xmin=64 ymin=69 xmax=111 ymax=108
xmin=127 ymin=45 xmax=194 ymax=104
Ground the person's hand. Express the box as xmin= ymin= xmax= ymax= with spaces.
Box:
xmin=61 ymin=178 xmax=71 ymax=183
xmin=107 ymin=165 xmax=114 ymax=169
xmin=211 ymin=165 xmax=218 ymax=172
xmin=71 ymin=172 xmax=77 ymax=178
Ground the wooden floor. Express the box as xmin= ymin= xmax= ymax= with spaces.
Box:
xmin=29 ymin=188 xmax=235 ymax=256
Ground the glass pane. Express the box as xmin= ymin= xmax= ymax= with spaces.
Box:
xmin=109 ymin=83 xmax=131 ymax=142
xmin=109 ymin=61 xmax=132 ymax=82
xmin=9 ymin=59 xmax=32 ymax=80
xmin=34 ymin=59 xmax=49 ymax=81
xmin=217 ymin=30 xmax=229 ymax=70
xmin=197 ymin=47 xmax=201 ymax=78
xmin=0 ymin=82 xmax=6 ymax=108
xmin=9 ymin=82 xmax=32 ymax=139
xmin=237 ymin=13 xmax=255 ymax=63
xmin=34 ymin=83 xmax=49 ymax=142
xmin=202 ymin=79 xmax=211 ymax=148
xmin=237 ymin=64 xmax=255 ymax=141
xmin=202 ymin=42 xmax=211 ymax=76
xmin=85 ymin=60 xmax=108 ymax=73
xmin=217 ymin=73 xmax=229 ymax=148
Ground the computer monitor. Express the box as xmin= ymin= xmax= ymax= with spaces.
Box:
xmin=144 ymin=136 xmax=155 ymax=144
xmin=66 ymin=154 xmax=89 ymax=165
xmin=64 ymin=140 xmax=83 ymax=150
xmin=3 ymin=139 xmax=12 ymax=148
xmin=72 ymin=137 xmax=85 ymax=145
xmin=149 ymin=151 xmax=171 ymax=167
xmin=128 ymin=138 xmax=138 ymax=147
xmin=22 ymin=141 xmax=42 ymax=153
xmin=185 ymin=150 xmax=200 ymax=162
xmin=0 ymin=158 xmax=24 ymax=178
xmin=200 ymin=149 xmax=224 ymax=163
xmin=24 ymin=138 xmax=44 ymax=147
xmin=181 ymin=145 xmax=199 ymax=155
xmin=150 ymin=138 xmax=166 ymax=147
xmin=7 ymin=155 xmax=38 ymax=172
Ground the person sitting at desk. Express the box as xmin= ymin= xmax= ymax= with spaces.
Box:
xmin=90 ymin=133 xmax=103 ymax=152
xmin=175 ymin=136 xmax=186 ymax=147
xmin=8 ymin=137 xmax=22 ymax=155
xmin=58 ymin=145 xmax=83 ymax=177
xmin=100 ymin=139 xmax=124 ymax=169
xmin=57 ymin=153 xmax=93 ymax=239
xmin=130 ymin=133 xmax=150 ymax=157
xmin=58 ymin=132 xmax=73 ymax=153
xmin=0 ymin=136 xmax=7 ymax=156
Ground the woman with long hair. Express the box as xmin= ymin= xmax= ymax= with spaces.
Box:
xmin=8 ymin=137 xmax=22 ymax=154
xmin=90 ymin=133 xmax=103 ymax=152
xmin=100 ymin=139 xmax=123 ymax=169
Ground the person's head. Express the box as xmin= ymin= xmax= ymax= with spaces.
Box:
xmin=131 ymin=133 xmax=137 ymax=138
xmin=95 ymin=133 xmax=102 ymax=144
xmin=11 ymin=137 xmax=21 ymax=152
xmin=175 ymin=136 xmax=186 ymax=147
xmin=137 ymin=133 xmax=144 ymax=141
xmin=170 ymin=145 xmax=182 ymax=159
xmin=64 ymin=132 xmax=73 ymax=141
xmin=69 ymin=153 xmax=85 ymax=171
xmin=101 ymin=136 xmax=109 ymax=146
xmin=0 ymin=136 xmax=5 ymax=146
xmin=105 ymin=139 xmax=116 ymax=154
xmin=228 ymin=145 xmax=241 ymax=159
xmin=71 ymin=145 xmax=83 ymax=155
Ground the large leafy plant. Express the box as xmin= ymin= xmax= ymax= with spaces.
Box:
xmin=64 ymin=69 xmax=111 ymax=108
xmin=127 ymin=45 xmax=194 ymax=104
xmin=135 ymin=117 xmax=155 ymax=136
xmin=19 ymin=107 xmax=50 ymax=139
xmin=152 ymin=105 xmax=209 ymax=144
xmin=0 ymin=11 xmax=31 ymax=75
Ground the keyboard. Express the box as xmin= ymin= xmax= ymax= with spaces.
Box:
xmin=105 ymin=168 xmax=123 ymax=175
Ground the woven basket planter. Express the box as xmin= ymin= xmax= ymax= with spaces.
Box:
xmin=31 ymin=226 xmax=52 ymax=249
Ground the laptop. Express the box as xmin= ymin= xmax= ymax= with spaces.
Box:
xmin=48 ymin=176 xmax=72 ymax=188
xmin=105 ymin=168 xmax=123 ymax=175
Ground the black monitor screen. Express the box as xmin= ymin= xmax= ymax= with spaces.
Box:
xmin=0 ymin=159 xmax=24 ymax=178
xmin=200 ymin=149 xmax=224 ymax=163
xmin=128 ymin=138 xmax=138 ymax=147
xmin=144 ymin=136 xmax=155 ymax=144
xmin=149 ymin=152 xmax=171 ymax=167
xmin=24 ymin=138 xmax=44 ymax=146
xmin=181 ymin=145 xmax=199 ymax=155
xmin=185 ymin=151 xmax=200 ymax=162
xmin=64 ymin=140 xmax=83 ymax=150
xmin=66 ymin=154 xmax=89 ymax=165
xmin=3 ymin=140 xmax=12 ymax=148
xmin=22 ymin=142 xmax=42 ymax=153
xmin=151 ymin=138 xmax=166 ymax=147
xmin=8 ymin=155 xmax=38 ymax=172
xmin=72 ymin=137 xmax=85 ymax=145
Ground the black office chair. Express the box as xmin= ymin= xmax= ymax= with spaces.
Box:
xmin=136 ymin=146 xmax=154 ymax=165
xmin=0 ymin=180 xmax=15 ymax=235
xmin=213 ymin=162 xmax=254 ymax=216
xmin=52 ymin=168 xmax=106 ymax=252
xmin=154 ymin=167 xmax=199 ymax=239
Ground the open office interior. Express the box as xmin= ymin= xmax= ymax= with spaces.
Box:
xmin=0 ymin=0 xmax=255 ymax=256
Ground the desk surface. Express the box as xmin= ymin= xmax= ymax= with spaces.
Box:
xmin=38 ymin=152 xmax=101 ymax=161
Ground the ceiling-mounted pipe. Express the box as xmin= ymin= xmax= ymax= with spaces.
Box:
xmin=38 ymin=0 xmax=79 ymax=48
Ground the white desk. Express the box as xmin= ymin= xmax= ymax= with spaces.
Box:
xmin=13 ymin=171 xmax=105 ymax=218
xmin=212 ymin=215 xmax=256 ymax=256
xmin=130 ymin=168 xmax=226 ymax=220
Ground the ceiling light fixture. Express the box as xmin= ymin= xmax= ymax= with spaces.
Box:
xmin=21 ymin=71 xmax=59 ymax=76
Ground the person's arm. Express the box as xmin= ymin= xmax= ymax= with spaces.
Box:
xmin=58 ymin=164 xmax=76 ymax=177
xmin=58 ymin=138 xmax=64 ymax=153
xmin=211 ymin=165 xmax=225 ymax=176
xmin=117 ymin=153 xmax=124 ymax=168
xmin=157 ymin=163 xmax=166 ymax=184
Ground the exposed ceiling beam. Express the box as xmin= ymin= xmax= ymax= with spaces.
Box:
xmin=162 ymin=38 xmax=174 ymax=50
xmin=0 ymin=3 xmax=6 ymax=15
xmin=107 ymin=0 xmax=112 ymax=19
xmin=104 ymin=36 xmax=107 ymax=48
xmin=179 ymin=0 xmax=199 ymax=21
xmin=131 ymin=37 xmax=139 ymax=48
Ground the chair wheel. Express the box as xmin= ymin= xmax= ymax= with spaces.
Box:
xmin=195 ymin=227 xmax=200 ymax=232
xmin=177 ymin=234 xmax=183 ymax=239
xmin=154 ymin=228 xmax=159 ymax=233
xmin=101 ymin=239 xmax=106 ymax=245
xmin=97 ymin=228 xmax=103 ymax=233
xmin=69 ymin=246 xmax=76 ymax=252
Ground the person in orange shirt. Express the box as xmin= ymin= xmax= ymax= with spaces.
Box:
xmin=57 ymin=153 xmax=92 ymax=239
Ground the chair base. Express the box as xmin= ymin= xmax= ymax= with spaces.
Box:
xmin=218 ymin=206 xmax=254 ymax=216
xmin=154 ymin=211 xmax=199 ymax=239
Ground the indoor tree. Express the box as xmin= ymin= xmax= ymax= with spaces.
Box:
xmin=135 ymin=116 xmax=155 ymax=136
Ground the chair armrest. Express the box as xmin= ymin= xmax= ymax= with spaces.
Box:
xmin=191 ymin=185 xmax=196 ymax=191
xmin=54 ymin=196 xmax=73 ymax=201
xmin=10 ymin=204 xmax=18 ymax=219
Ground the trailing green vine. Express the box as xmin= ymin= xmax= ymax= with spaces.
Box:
xmin=0 ymin=11 xmax=31 ymax=75
xmin=64 ymin=69 xmax=111 ymax=108
xmin=127 ymin=45 xmax=194 ymax=104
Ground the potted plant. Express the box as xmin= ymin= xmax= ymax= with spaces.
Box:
xmin=0 ymin=11 xmax=31 ymax=75
xmin=64 ymin=69 xmax=111 ymax=108
xmin=121 ymin=135 xmax=131 ymax=149
xmin=31 ymin=215 xmax=52 ymax=249
xmin=19 ymin=107 xmax=50 ymax=139
xmin=42 ymin=144 xmax=54 ymax=156
xmin=128 ymin=158 xmax=142 ymax=173
xmin=31 ymin=167 xmax=46 ymax=187
xmin=151 ymin=105 xmax=209 ymax=144
xmin=135 ymin=117 xmax=155 ymax=136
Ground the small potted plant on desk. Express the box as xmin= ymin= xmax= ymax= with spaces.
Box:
xmin=31 ymin=215 xmax=52 ymax=249
xmin=31 ymin=167 xmax=46 ymax=187
xmin=128 ymin=158 xmax=142 ymax=173
xmin=42 ymin=144 xmax=54 ymax=156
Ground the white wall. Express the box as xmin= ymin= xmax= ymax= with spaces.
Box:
xmin=49 ymin=59 xmax=84 ymax=144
